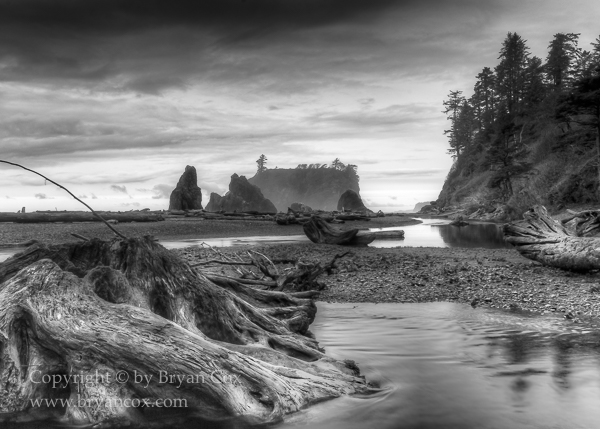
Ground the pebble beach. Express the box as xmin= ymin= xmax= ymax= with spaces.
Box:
xmin=2 ymin=215 xmax=600 ymax=324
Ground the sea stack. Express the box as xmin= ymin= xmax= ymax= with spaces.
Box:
xmin=169 ymin=165 xmax=203 ymax=210
xmin=206 ymin=174 xmax=277 ymax=213
xmin=337 ymin=189 xmax=368 ymax=212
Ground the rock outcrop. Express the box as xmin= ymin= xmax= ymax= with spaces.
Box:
xmin=169 ymin=165 xmax=203 ymax=211
xmin=205 ymin=192 xmax=223 ymax=212
xmin=337 ymin=189 xmax=368 ymax=212
xmin=206 ymin=174 xmax=277 ymax=213
xmin=248 ymin=167 xmax=360 ymax=211
xmin=413 ymin=201 xmax=431 ymax=213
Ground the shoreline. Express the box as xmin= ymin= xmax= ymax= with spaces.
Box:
xmin=2 ymin=216 xmax=598 ymax=325
xmin=0 ymin=215 xmax=422 ymax=244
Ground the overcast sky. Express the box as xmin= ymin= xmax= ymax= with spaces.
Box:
xmin=1 ymin=0 xmax=599 ymax=212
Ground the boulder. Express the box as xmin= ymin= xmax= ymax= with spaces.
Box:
xmin=337 ymin=189 xmax=368 ymax=212
xmin=168 ymin=165 xmax=203 ymax=211
xmin=207 ymin=174 xmax=277 ymax=213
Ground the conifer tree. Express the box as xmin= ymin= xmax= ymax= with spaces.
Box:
xmin=545 ymin=33 xmax=580 ymax=89
xmin=443 ymin=90 xmax=466 ymax=157
xmin=256 ymin=154 xmax=268 ymax=173
xmin=496 ymin=32 xmax=530 ymax=115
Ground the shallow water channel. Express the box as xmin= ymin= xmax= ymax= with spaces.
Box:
xmin=159 ymin=218 xmax=512 ymax=250
xmin=281 ymin=302 xmax=600 ymax=429
xmin=0 ymin=219 xmax=510 ymax=264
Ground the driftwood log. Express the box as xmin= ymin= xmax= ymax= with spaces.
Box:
xmin=0 ymin=238 xmax=367 ymax=426
xmin=503 ymin=205 xmax=600 ymax=271
xmin=561 ymin=209 xmax=600 ymax=237
xmin=303 ymin=217 xmax=375 ymax=245
xmin=0 ymin=212 xmax=163 ymax=223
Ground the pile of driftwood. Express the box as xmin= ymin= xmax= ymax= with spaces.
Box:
xmin=192 ymin=243 xmax=351 ymax=292
xmin=504 ymin=205 xmax=600 ymax=271
xmin=168 ymin=209 xmax=275 ymax=221
xmin=275 ymin=208 xmax=371 ymax=225
xmin=0 ymin=211 xmax=164 ymax=223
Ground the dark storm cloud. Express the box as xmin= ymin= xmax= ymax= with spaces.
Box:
xmin=0 ymin=0 xmax=398 ymax=92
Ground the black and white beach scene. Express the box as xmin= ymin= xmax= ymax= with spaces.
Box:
xmin=2 ymin=1 xmax=600 ymax=428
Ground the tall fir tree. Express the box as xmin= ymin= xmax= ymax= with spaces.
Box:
xmin=443 ymin=90 xmax=466 ymax=157
xmin=472 ymin=67 xmax=497 ymax=132
xmin=256 ymin=154 xmax=268 ymax=173
xmin=545 ymin=33 xmax=580 ymax=89
xmin=495 ymin=32 xmax=530 ymax=115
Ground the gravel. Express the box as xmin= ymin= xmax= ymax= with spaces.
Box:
xmin=176 ymin=243 xmax=600 ymax=323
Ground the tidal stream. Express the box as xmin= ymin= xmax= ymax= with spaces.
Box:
xmin=281 ymin=302 xmax=600 ymax=429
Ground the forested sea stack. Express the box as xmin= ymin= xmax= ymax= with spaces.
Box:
xmin=248 ymin=161 xmax=361 ymax=211
xmin=169 ymin=165 xmax=203 ymax=211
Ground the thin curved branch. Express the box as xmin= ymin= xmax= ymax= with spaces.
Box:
xmin=0 ymin=159 xmax=128 ymax=239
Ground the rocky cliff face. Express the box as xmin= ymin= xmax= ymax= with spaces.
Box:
xmin=435 ymin=121 xmax=599 ymax=221
xmin=205 ymin=174 xmax=277 ymax=213
xmin=169 ymin=165 xmax=203 ymax=211
xmin=413 ymin=202 xmax=431 ymax=213
xmin=248 ymin=168 xmax=360 ymax=211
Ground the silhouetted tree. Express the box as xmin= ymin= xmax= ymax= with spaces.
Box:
xmin=472 ymin=67 xmax=497 ymax=132
xmin=443 ymin=90 xmax=466 ymax=157
xmin=545 ymin=33 xmax=580 ymax=89
xmin=256 ymin=154 xmax=268 ymax=173
xmin=331 ymin=158 xmax=346 ymax=170
xmin=496 ymin=32 xmax=530 ymax=114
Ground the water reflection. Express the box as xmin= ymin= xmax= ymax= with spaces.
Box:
xmin=280 ymin=303 xmax=600 ymax=429
xmin=435 ymin=222 xmax=512 ymax=249
xmin=158 ymin=219 xmax=512 ymax=250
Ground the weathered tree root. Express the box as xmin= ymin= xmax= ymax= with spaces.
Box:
xmin=303 ymin=217 xmax=375 ymax=245
xmin=562 ymin=209 xmax=600 ymax=237
xmin=503 ymin=205 xmax=600 ymax=271
xmin=0 ymin=237 xmax=368 ymax=426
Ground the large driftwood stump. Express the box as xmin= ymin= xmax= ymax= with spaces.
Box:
xmin=503 ymin=205 xmax=600 ymax=271
xmin=0 ymin=238 xmax=367 ymax=426
xmin=303 ymin=217 xmax=375 ymax=245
